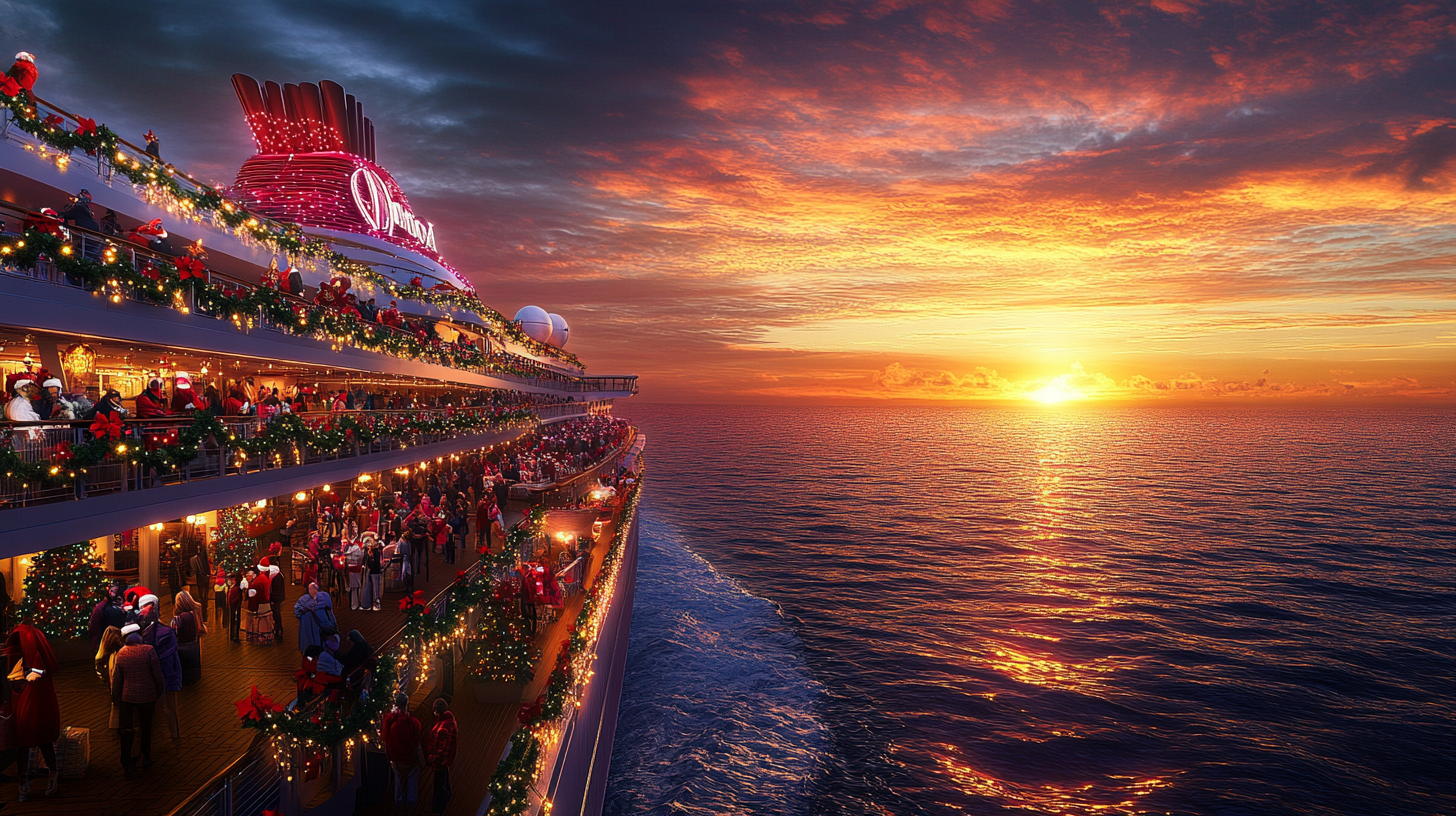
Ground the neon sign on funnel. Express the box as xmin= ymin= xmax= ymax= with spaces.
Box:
xmin=350 ymin=167 xmax=437 ymax=253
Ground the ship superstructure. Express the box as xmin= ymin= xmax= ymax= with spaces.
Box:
xmin=0 ymin=65 xmax=640 ymax=816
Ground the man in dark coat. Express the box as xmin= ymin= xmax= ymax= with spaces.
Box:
xmin=269 ymin=563 xmax=286 ymax=642
xmin=87 ymin=581 xmax=128 ymax=650
xmin=189 ymin=549 xmax=211 ymax=623
xmin=137 ymin=594 xmax=182 ymax=739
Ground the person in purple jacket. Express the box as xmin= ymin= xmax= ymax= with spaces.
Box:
xmin=136 ymin=594 xmax=183 ymax=739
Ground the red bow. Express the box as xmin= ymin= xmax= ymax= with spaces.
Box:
xmin=43 ymin=114 xmax=64 ymax=128
xmin=53 ymin=441 xmax=74 ymax=464
xmin=294 ymin=668 xmax=327 ymax=694
xmin=90 ymin=413 xmax=123 ymax=441
xmin=398 ymin=590 xmax=428 ymax=612
xmin=233 ymin=685 xmax=283 ymax=721
xmin=140 ymin=261 xmax=161 ymax=281
xmin=455 ymin=570 xmax=468 ymax=583
xmin=76 ymin=117 xmax=97 ymax=137
xmin=175 ymin=256 xmax=206 ymax=280
xmin=0 ymin=76 xmax=19 ymax=97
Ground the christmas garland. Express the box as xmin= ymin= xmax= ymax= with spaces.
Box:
xmin=1 ymin=86 xmax=583 ymax=368
xmin=485 ymin=476 xmax=642 ymax=815
xmin=0 ymin=407 xmax=534 ymax=490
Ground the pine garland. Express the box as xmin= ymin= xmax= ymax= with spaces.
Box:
xmin=0 ymin=406 xmax=534 ymax=491
xmin=1 ymin=86 xmax=583 ymax=368
xmin=486 ymin=734 xmax=541 ymax=816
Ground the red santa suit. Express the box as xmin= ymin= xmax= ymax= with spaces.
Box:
xmin=6 ymin=52 xmax=37 ymax=93
xmin=6 ymin=623 xmax=61 ymax=749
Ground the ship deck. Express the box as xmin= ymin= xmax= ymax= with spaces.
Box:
xmin=11 ymin=504 xmax=624 ymax=816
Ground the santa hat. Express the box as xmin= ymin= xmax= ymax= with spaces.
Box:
xmin=138 ymin=593 xmax=159 ymax=610
xmin=39 ymin=208 xmax=59 ymax=218
xmin=12 ymin=378 xmax=34 ymax=392
xmin=269 ymin=541 xmax=282 ymax=555
xmin=41 ymin=378 xmax=62 ymax=389
xmin=258 ymin=557 xmax=270 ymax=569
xmin=120 ymin=623 xmax=140 ymax=636
xmin=14 ymin=52 xmax=34 ymax=64
xmin=269 ymin=565 xmax=280 ymax=576
xmin=123 ymin=585 xmax=152 ymax=609
xmin=175 ymin=372 xmax=192 ymax=390
xmin=135 ymin=218 xmax=167 ymax=239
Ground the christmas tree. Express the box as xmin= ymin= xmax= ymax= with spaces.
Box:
xmin=471 ymin=599 xmax=538 ymax=683
xmin=18 ymin=541 xmax=107 ymax=639
xmin=214 ymin=504 xmax=259 ymax=574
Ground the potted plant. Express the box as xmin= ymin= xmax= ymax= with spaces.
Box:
xmin=470 ymin=601 xmax=538 ymax=703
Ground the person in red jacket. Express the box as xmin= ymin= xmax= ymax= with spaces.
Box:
xmin=134 ymin=378 xmax=170 ymax=419
xmin=382 ymin=692 xmax=425 ymax=814
xmin=427 ymin=698 xmax=457 ymax=813
xmin=7 ymin=618 xmax=61 ymax=799
xmin=6 ymin=52 xmax=37 ymax=93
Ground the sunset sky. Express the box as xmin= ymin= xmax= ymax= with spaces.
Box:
xmin=5 ymin=1 xmax=1453 ymax=402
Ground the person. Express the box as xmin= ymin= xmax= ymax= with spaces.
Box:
xmin=88 ymin=580 xmax=128 ymax=651
xmin=258 ymin=391 xmax=282 ymax=420
xmin=364 ymin=533 xmax=384 ymax=611
xmin=225 ymin=572 xmax=243 ymax=643
xmin=134 ymin=378 xmax=170 ymax=419
xmin=136 ymin=594 xmax=182 ymax=739
xmin=89 ymin=388 xmax=126 ymax=420
xmin=293 ymin=583 xmax=336 ymax=653
xmin=331 ymin=389 xmax=348 ymax=413
xmin=345 ymin=536 xmax=366 ymax=610
xmin=382 ymin=692 xmax=425 ymax=815
xmin=170 ymin=372 xmax=197 ymax=414
xmin=5 ymin=379 xmax=40 ymax=422
xmin=7 ymin=617 xmax=61 ymax=799
xmin=426 ymin=697 xmax=457 ymax=813
xmin=94 ymin=625 xmax=124 ymax=743
xmin=144 ymin=129 xmax=161 ymax=161
xmin=476 ymin=494 xmax=494 ymax=550
xmin=111 ymin=627 xmax=163 ymax=775
xmin=6 ymin=52 xmax=36 ymax=94
xmin=396 ymin=533 xmax=414 ymax=592
xmin=223 ymin=388 xmax=246 ymax=416
xmin=100 ymin=208 xmax=121 ymax=237
xmin=188 ymin=547 xmax=212 ymax=624
xmin=336 ymin=629 xmax=374 ymax=685
xmin=269 ymin=559 xmax=287 ymax=642
xmin=242 ymin=567 xmax=272 ymax=645
xmin=38 ymin=378 xmax=76 ymax=420
xmin=59 ymin=189 xmax=99 ymax=232
xmin=170 ymin=590 xmax=206 ymax=687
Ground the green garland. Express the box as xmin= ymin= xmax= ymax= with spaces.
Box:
xmin=2 ymin=86 xmax=583 ymax=368
xmin=486 ymin=734 xmax=541 ymax=816
xmin=0 ymin=406 xmax=533 ymax=490
xmin=484 ymin=476 xmax=643 ymax=814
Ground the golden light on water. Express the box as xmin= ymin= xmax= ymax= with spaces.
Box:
xmin=1029 ymin=379 xmax=1085 ymax=405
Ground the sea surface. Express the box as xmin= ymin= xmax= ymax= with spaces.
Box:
xmin=602 ymin=405 xmax=1455 ymax=816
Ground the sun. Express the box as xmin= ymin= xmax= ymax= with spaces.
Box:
xmin=1028 ymin=379 xmax=1084 ymax=404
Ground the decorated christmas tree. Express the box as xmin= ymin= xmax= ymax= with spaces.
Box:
xmin=18 ymin=541 xmax=108 ymax=639
xmin=214 ymin=504 xmax=259 ymax=574
xmin=472 ymin=599 xmax=538 ymax=683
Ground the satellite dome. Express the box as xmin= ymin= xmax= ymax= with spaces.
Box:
xmin=548 ymin=313 xmax=569 ymax=347
xmin=514 ymin=305 xmax=553 ymax=344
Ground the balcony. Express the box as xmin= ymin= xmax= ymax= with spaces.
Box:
xmin=0 ymin=405 xmax=614 ymax=548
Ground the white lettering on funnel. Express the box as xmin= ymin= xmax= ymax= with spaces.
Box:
xmin=350 ymin=167 xmax=438 ymax=252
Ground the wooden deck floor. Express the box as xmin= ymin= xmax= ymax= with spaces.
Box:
xmin=7 ymin=517 xmax=489 ymax=816
xmin=8 ymin=504 xmax=624 ymax=816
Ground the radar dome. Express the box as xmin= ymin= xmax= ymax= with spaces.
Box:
xmin=548 ymin=313 xmax=570 ymax=347
xmin=514 ymin=306 xmax=553 ymax=344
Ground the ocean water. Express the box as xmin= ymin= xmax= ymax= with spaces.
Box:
xmin=603 ymin=405 xmax=1456 ymax=816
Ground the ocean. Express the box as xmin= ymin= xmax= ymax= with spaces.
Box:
xmin=602 ymin=404 xmax=1455 ymax=816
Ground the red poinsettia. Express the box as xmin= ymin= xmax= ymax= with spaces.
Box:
xmin=43 ymin=113 xmax=64 ymax=128
xmin=0 ymin=76 xmax=19 ymax=97
xmin=409 ymin=276 xmax=423 ymax=288
xmin=75 ymin=117 xmax=97 ymax=137
xmin=89 ymin=413 xmax=124 ymax=441
xmin=233 ymin=685 xmax=283 ymax=721
xmin=53 ymin=441 xmax=74 ymax=464
xmin=139 ymin=260 xmax=161 ymax=281
xmin=398 ymin=590 xmax=428 ymax=612
xmin=174 ymin=256 xmax=207 ymax=280
xmin=455 ymin=570 xmax=468 ymax=583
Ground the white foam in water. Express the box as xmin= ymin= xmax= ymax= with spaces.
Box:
xmin=605 ymin=504 xmax=830 ymax=815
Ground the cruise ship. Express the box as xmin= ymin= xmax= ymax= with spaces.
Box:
xmin=0 ymin=62 xmax=642 ymax=816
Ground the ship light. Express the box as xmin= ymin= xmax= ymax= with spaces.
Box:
xmin=294 ymin=491 xmax=308 ymax=502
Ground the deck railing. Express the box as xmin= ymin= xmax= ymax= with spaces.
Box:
xmin=0 ymin=406 xmax=551 ymax=510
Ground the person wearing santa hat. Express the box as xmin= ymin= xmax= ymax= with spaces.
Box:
xmin=136 ymin=593 xmax=182 ymax=739
xmin=7 ymin=612 xmax=61 ymax=799
xmin=111 ymin=624 xmax=162 ymax=775
xmin=170 ymin=372 xmax=197 ymax=414
xmin=135 ymin=377 xmax=171 ymax=419
xmin=6 ymin=378 xmax=40 ymax=422
xmin=6 ymin=51 xmax=36 ymax=93
xmin=241 ymin=566 xmax=272 ymax=645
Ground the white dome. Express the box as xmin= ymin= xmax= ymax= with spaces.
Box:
xmin=514 ymin=305 xmax=553 ymax=344
xmin=548 ymin=313 xmax=569 ymax=347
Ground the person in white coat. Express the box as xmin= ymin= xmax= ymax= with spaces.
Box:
xmin=5 ymin=379 xmax=41 ymax=422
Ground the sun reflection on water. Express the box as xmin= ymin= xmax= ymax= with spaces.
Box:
xmin=931 ymin=743 xmax=1173 ymax=815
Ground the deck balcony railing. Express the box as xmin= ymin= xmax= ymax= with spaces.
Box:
xmin=0 ymin=405 xmax=578 ymax=510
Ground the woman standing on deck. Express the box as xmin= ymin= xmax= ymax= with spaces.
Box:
xmin=293 ymin=583 xmax=336 ymax=653
xmin=242 ymin=567 xmax=273 ymax=645
xmin=171 ymin=591 xmax=206 ymax=686
xmin=8 ymin=617 xmax=61 ymax=800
